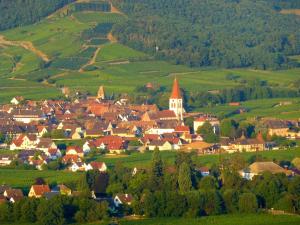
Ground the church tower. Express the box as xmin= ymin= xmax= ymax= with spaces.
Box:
xmin=169 ymin=77 xmax=184 ymax=120
xmin=97 ymin=86 xmax=105 ymax=100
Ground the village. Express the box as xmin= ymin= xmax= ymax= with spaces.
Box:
xmin=0 ymin=78 xmax=300 ymax=211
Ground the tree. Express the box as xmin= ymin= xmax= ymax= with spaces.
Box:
xmin=36 ymin=198 xmax=65 ymax=225
xmin=197 ymin=122 xmax=219 ymax=143
xmin=34 ymin=177 xmax=46 ymax=185
xmin=178 ymin=162 xmax=192 ymax=193
xmin=238 ymin=193 xmax=258 ymax=213
xmin=222 ymin=189 xmax=239 ymax=213
xmin=220 ymin=119 xmax=238 ymax=138
xmin=198 ymin=176 xmax=218 ymax=190
xmin=149 ymin=148 xmax=164 ymax=190
xmin=20 ymin=198 xmax=39 ymax=222
xmin=0 ymin=132 xmax=5 ymax=143
xmin=274 ymin=194 xmax=294 ymax=213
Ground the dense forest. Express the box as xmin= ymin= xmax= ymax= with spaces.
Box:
xmin=112 ymin=0 xmax=300 ymax=69
xmin=0 ymin=0 xmax=74 ymax=31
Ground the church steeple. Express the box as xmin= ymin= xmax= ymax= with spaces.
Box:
xmin=169 ymin=77 xmax=184 ymax=121
xmin=170 ymin=77 xmax=181 ymax=99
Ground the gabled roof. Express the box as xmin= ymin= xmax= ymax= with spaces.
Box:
xmin=248 ymin=162 xmax=292 ymax=176
xmin=115 ymin=193 xmax=133 ymax=204
xmin=31 ymin=185 xmax=50 ymax=196
xmin=89 ymin=161 xmax=106 ymax=170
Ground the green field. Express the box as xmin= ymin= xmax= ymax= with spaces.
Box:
xmin=2 ymin=214 xmax=300 ymax=225
xmin=119 ymin=214 xmax=300 ymax=225
xmin=0 ymin=169 xmax=80 ymax=190
xmin=90 ymin=148 xmax=300 ymax=168
xmin=0 ymin=2 xmax=300 ymax=120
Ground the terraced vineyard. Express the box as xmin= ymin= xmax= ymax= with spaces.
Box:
xmin=0 ymin=0 xmax=299 ymax=120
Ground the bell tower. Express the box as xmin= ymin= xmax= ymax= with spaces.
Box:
xmin=169 ymin=77 xmax=184 ymax=120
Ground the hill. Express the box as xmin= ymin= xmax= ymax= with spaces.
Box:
xmin=0 ymin=0 xmax=299 ymax=120
xmin=0 ymin=0 xmax=75 ymax=31
xmin=111 ymin=0 xmax=300 ymax=69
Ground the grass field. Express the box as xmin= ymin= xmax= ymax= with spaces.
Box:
xmin=3 ymin=214 xmax=300 ymax=225
xmin=199 ymin=98 xmax=300 ymax=120
xmin=119 ymin=214 xmax=300 ymax=225
xmin=0 ymin=168 xmax=81 ymax=191
xmin=89 ymin=148 xmax=300 ymax=168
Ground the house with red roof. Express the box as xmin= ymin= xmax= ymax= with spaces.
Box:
xmin=66 ymin=146 xmax=84 ymax=157
xmin=10 ymin=134 xmax=38 ymax=150
xmin=28 ymin=185 xmax=51 ymax=198
xmin=85 ymin=161 xmax=107 ymax=172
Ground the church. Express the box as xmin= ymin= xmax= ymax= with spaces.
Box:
xmin=169 ymin=77 xmax=185 ymax=121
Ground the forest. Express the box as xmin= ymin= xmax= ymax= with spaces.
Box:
xmin=0 ymin=0 xmax=74 ymax=30
xmin=112 ymin=0 xmax=300 ymax=69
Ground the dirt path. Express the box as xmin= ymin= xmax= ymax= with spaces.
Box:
xmin=0 ymin=35 xmax=50 ymax=62
xmin=110 ymin=2 xmax=124 ymax=15
xmin=107 ymin=32 xmax=118 ymax=43
xmin=79 ymin=46 xmax=101 ymax=72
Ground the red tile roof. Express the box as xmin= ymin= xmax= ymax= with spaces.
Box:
xmin=170 ymin=77 xmax=181 ymax=99
xmin=31 ymin=185 xmax=50 ymax=196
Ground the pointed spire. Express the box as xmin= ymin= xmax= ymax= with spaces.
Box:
xmin=97 ymin=86 xmax=105 ymax=99
xmin=170 ymin=77 xmax=181 ymax=99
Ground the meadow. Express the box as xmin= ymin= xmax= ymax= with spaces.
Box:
xmin=119 ymin=214 xmax=300 ymax=225
xmin=90 ymin=148 xmax=300 ymax=168
xmin=0 ymin=168 xmax=81 ymax=191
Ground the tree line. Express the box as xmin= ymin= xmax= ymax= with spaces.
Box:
xmin=1 ymin=150 xmax=300 ymax=224
xmin=112 ymin=0 xmax=300 ymax=69
xmin=0 ymin=0 xmax=74 ymax=31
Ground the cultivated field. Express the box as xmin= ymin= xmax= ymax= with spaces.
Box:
xmin=0 ymin=1 xmax=299 ymax=120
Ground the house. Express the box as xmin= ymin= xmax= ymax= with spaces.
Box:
xmin=265 ymin=120 xmax=290 ymax=137
xmin=193 ymin=116 xmax=220 ymax=134
xmin=46 ymin=148 xmax=62 ymax=160
xmin=114 ymin=194 xmax=133 ymax=207
xmin=239 ymin=162 xmax=293 ymax=180
xmin=182 ymin=141 xmax=218 ymax=154
xmin=86 ymin=161 xmax=107 ymax=172
xmin=43 ymin=192 xmax=60 ymax=200
xmin=148 ymin=140 xmax=173 ymax=151
xmin=0 ymin=155 xmax=13 ymax=166
xmin=62 ymin=155 xmax=82 ymax=164
xmin=10 ymin=134 xmax=38 ymax=150
xmin=11 ymin=109 xmax=45 ymax=123
xmin=29 ymin=158 xmax=48 ymax=170
xmin=66 ymin=146 xmax=84 ymax=157
xmin=197 ymin=167 xmax=210 ymax=177
xmin=3 ymin=189 xmax=24 ymax=203
xmin=95 ymin=136 xmax=127 ymax=154
xmin=230 ymin=133 xmax=265 ymax=152
xmin=36 ymin=138 xmax=57 ymax=152
xmin=51 ymin=184 xmax=72 ymax=196
xmin=28 ymin=185 xmax=51 ymax=198
xmin=10 ymin=96 xmax=24 ymax=105
xmin=37 ymin=125 xmax=49 ymax=137
xmin=69 ymin=162 xmax=86 ymax=172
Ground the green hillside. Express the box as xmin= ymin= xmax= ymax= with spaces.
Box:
xmin=0 ymin=0 xmax=299 ymax=120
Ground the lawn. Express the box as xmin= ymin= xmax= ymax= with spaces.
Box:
xmin=0 ymin=169 xmax=81 ymax=191
xmin=89 ymin=148 xmax=300 ymax=168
